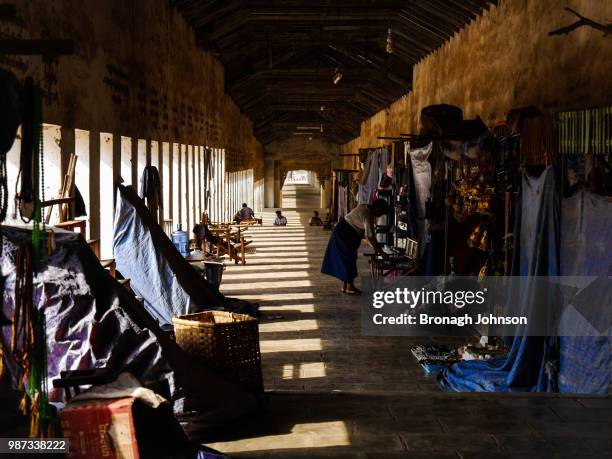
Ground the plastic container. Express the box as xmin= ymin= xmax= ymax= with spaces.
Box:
xmin=172 ymin=224 xmax=189 ymax=257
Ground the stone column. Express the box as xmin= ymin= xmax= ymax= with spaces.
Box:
xmin=264 ymin=158 xmax=275 ymax=208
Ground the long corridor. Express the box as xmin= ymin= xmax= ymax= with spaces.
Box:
xmin=206 ymin=184 xmax=609 ymax=458
xmin=220 ymin=184 xmax=434 ymax=394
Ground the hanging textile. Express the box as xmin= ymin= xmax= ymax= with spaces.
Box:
xmin=73 ymin=186 xmax=87 ymax=218
xmin=378 ymin=147 xmax=391 ymax=187
xmin=0 ymin=69 xmax=21 ymax=224
xmin=357 ymin=152 xmax=376 ymax=204
xmin=139 ymin=165 xmax=163 ymax=224
xmin=440 ymin=166 xmax=560 ymax=392
xmin=410 ymin=143 xmax=432 ymax=258
xmin=557 ymin=189 xmax=612 ymax=394
xmin=410 ymin=143 xmax=432 ymax=219
xmin=520 ymin=115 xmax=557 ymax=165
xmin=358 ymin=148 xmax=388 ymax=204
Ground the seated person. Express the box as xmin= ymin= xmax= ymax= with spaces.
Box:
xmin=193 ymin=223 xmax=219 ymax=250
xmin=233 ymin=211 xmax=242 ymax=224
xmin=309 ymin=210 xmax=323 ymax=226
xmin=273 ymin=210 xmax=287 ymax=226
xmin=240 ymin=203 xmax=255 ymax=221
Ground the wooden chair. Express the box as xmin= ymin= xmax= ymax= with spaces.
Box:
xmin=43 ymin=153 xmax=77 ymax=224
xmin=53 ymin=367 xmax=118 ymax=401
xmin=364 ymin=238 xmax=419 ymax=277
xmin=53 ymin=367 xmax=170 ymax=402
xmin=54 ymin=219 xmax=86 ymax=237
xmin=208 ymin=223 xmax=249 ymax=265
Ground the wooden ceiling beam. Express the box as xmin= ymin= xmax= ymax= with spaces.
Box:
xmin=187 ymin=0 xmax=244 ymax=29
xmin=249 ymin=8 xmax=397 ymax=22
xmin=179 ymin=1 xmax=233 ymax=25
xmin=195 ymin=9 xmax=249 ymax=43
xmin=324 ymin=44 xmax=411 ymax=88
xmin=396 ymin=10 xmax=451 ymax=43
xmin=247 ymin=0 xmax=406 ymax=8
xmin=171 ymin=0 xmax=495 ymax=145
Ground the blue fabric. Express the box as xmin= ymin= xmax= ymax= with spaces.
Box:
xmin=113 ymin=186 xmax=258 ymax=326
xmin=440 ymin=166 xmax=560 ymax=392
xmin=321 ymin=218 xmax=362 ymax=283
xmin=558 ymin=190 xmax=612 ymax=394
xmin=114 ymin=188 xmax=194 ymax=325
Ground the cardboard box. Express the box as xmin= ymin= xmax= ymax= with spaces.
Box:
xmin=60 ymin=397 xmax=139 ymax=459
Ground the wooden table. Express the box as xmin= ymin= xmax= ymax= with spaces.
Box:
xmin=185 ymin=252 xmax=217 ymax=264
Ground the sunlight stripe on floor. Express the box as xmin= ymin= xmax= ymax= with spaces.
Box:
xmin=260 ymin=338 xmax=322 ymax=353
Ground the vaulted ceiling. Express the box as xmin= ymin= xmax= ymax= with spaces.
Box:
xmin=171 ymin=0 xmax=497 ymax=145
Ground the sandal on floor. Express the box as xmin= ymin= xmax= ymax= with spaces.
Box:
xmin=344 ymin=288 xmax=361 ymax=295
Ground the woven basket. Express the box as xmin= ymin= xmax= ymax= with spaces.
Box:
xmin=172 ymin=311 xmax=263 ymax=393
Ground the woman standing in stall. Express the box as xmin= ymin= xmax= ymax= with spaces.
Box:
xmin=321 ymin=199 xmax=390 ymax=295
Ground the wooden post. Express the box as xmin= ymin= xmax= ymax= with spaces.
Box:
xmin=225 ymin=226 xmax=232 ymax=260
xmin=240 ymin=234 xmax=246 ymax=265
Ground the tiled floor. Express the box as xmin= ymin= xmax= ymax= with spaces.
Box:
xmin=208 ymin=184 xmax=610 ymax=458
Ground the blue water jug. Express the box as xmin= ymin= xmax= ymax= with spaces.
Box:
xmin=172 ymin=224 xmax=189 ymax=257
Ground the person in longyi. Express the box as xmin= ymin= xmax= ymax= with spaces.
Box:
xmin=321 ymin=199 xmax=389 ymax=295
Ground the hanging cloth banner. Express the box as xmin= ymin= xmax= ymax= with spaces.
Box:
xmin=410 ymin=142 xmax=432 ymax=258
xmin=440 ymin=166 xmax=560 ymax=392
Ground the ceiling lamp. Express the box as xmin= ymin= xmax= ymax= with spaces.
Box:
xmin=333 ymin=67 xmax=342 ymax=84
xmin=386 ymin=27 xmax=394 ymax=54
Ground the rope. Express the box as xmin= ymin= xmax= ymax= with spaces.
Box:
xmin=11 ymin=78 xmax=52 ymax=437
xmin=11 ymin=244 xmax=33 ymax=373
